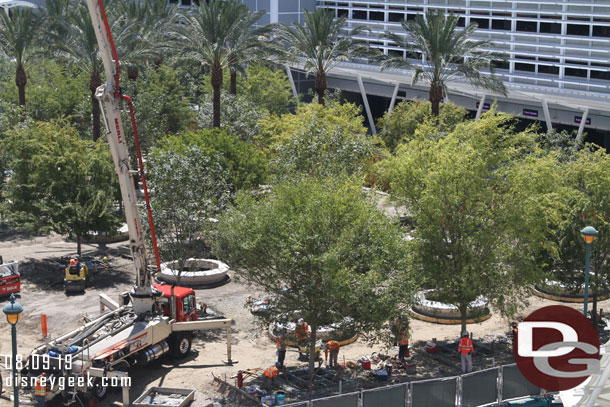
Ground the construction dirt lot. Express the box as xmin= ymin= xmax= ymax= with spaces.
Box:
xmin=0 ymin=232 xmax=609 ymax=407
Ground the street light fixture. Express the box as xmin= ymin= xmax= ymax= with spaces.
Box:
xmin=581 ymin=226 xmax=598 ymax=318
xmin=3 ymin=293 xmax=23 ymax=407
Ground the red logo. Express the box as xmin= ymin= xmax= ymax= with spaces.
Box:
xmin=514 ymin=305 xmax=599 ymax=391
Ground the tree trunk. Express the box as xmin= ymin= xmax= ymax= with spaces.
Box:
xmin=460 ymin=306 xmax=468 ymax=335
xmin=315 ymin=72 xmax=327 ymax=106
xmin=15 ymin=63 xmax=27 ymax=107
xmin=211 ymin=62 xmax=223 ymax=128
xmin=230 ymin=69 xmax=237 ymax=95
xmin=89 ymin=70 xmax=102 ymax=141
xmin=77 ymin=235 xmax=82 ymax=258
xmin=429 ymin=82 xmax=443 ymax=116
xmin=308 ymin=326 xmax=317 ymax=376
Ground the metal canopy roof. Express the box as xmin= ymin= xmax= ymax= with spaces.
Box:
xmin=0 ymin=0 xmax=37 ymax=9
xmin=327 ymin=61 xmax=610 ymax=115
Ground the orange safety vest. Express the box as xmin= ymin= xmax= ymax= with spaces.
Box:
xmin=35 ymin=377 xmax=46 ymax=397
xmin=398 ymin=329 xmax=410 ymax=346
xmin=324 ymin=340 xmax=340 ymax=356
xmin=295 ymin=322 xmax=309 ymax=340
xmin=458 ymin=337 xmax=473 ymax=354
xmin=264 ymin=365 xmax=279 ymax=379
xmin=276 ymin=335 xmax=286 ymax=350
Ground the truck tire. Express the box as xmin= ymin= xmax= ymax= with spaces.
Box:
xmin=90 ymin=378 xmax=108 ymax=401
xmin=171 ymin=334 xmax=192 ymax=359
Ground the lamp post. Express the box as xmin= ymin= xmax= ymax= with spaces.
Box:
xmin=3 ymin=293 xmax=23 ymax=407
xmin=581 ymin=226 xmax=598 ymax=318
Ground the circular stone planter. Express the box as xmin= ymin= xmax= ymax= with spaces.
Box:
xmin=410 ymin=289 xmax=491 ymax=324
xmin=158 ymin=258 xmax=230 ymax=287
xmin=268 ymin=316 xmax=358 ymax=347
xmin=533 ymin=279 xmax=610 ymax=303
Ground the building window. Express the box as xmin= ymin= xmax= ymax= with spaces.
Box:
xmin=515 ymin=62 xmax=536 ymax=72
xmin=540 ymin=22 xmax=561 ymax=34
xmin=389 ymin=12 xmax=404 ymax=22
xmin=593 ymin=25 xmax=610 ymax=37
xmin=353 ymin=10 xmax=367 ymax=20
xmin=492 ymin=60 xmax=509 ymax=70
xmin=470 ymin=18 xmax=489 ymax=29
xmin=538 ymin=65 xmax=559 ymax=75
xmin=388 ymin=49 xmax=405 ymax=58
xmin=516 ymin=20 xmax=537 ymax=32
xmin=567 ymin=24 xmax=589 ymax=36
xmin=457 ymin=17 xmax=465 ymax=27
xmin=407 ymin=14 xmax=417 ymax=21
xmin=590 ymin=70 xmax=610 ymax=81
xmin=370 ymin=11 xmax=384 ymax=21
xmin=565 ymin=67 xmax=588 ymax=78
xmin=492 ymin=19 xmax=511 ymax=30
xmin=337 ymin=9 xmax=348 ymax=18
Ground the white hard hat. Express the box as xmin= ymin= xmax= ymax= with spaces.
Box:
xmin=321 ymin=343 xmax=327 ymax=350
xmin=298 ymin=318 xmax=304 ymax=324
xmin=462 ymin=331 xmax=469 ymax=337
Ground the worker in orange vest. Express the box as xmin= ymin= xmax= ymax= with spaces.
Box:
xmin=323 ymin=340 xmax=341 ymax=368
xmin=457 ymin=331 xmax=474 ymax=373
xmin=276 ymin=331 xmax=287 ymax=367
xmin=398 ymin=326 xmax=410 ymax=364
xmin=262 ymin=363 xmax=280 ymax=389
xmin=295 ymin=318 xmax=310 ymax=347
xmin=34 ymin=372 xmax=47 ymax=407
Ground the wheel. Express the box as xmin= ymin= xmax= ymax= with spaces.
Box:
xmin=171 ymin=334 xmax=192 ymax=359
xmin=90 ymin=378 xmax=107 ymax=401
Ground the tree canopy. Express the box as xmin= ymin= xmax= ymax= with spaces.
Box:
xmin=213 ymin=177 xmax=413 ymax=374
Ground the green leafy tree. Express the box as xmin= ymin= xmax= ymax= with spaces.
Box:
xmin=378 ymin=112 xmax=547 ymax=332
xmin=171 ymin=0 xmax=267 ymax=127
xmin=236 ymin=64 xmax=293 ymax=115
xmin=197 ymin=93 xmax=267 ymax=142
xmin=148 ymin=145 xmax=232 ymax=280
xmin=377 ymin=100 xmax=467 ymax=152
xmin=213 ymin=178 xmax=412 ymax=374
xmin=550 ymin=149 xmax=610 ymax=325
xmin=132 ymin=65 xmax=196 ymax=155
xmin=159 ymin=128 xmax=267 ymax=192
xmin=1 ymin=120 xmax=119 ymax=256
xmin=380 ymin=10 xmax=506 ymax=116
xmin=0 ymin=7 xmax=40 ymax=107
xmin=258 ymin=102 xmax=368 ymax=151
xmin=278 ymin=8 xmax=369 ymax=105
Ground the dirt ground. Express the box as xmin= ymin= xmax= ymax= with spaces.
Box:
xmin=0 ymin=232 xmax=608 ymax=407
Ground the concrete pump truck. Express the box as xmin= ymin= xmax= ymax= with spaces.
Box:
xmin=20 ymin=0 xmax=233 ymax=404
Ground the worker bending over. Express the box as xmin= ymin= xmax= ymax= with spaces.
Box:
xmin=457 ymin=331 xmax=474 ymax=373
xmin=262 ymin=363 xmax=280 ymax=390
xmin=323 ymin=340 xmax=340 ymax=368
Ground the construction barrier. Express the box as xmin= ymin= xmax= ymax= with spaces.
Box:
xmin=461 ymin=367 xmax=499 ymax=407
xmin=311 ymin=392 xmax=359 ymax=407
xmin=412 ymin=377 xmax=458 ymax=407
xmin=280 ymin=363 xmax=543 ymax=407
xmin=362 ymin=383 xmax=407 ymax=407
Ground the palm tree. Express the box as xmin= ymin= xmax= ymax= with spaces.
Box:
xmin=172 ymin=0 xmax=262 ymax=127
xmin=225 ymin=9 xmax=274 ymax=95
xmin=278 ymin=9 xmax=369 ymax=105
xmin=109 ymin=0 xmax=178 ymax=82
xmin=0 ymin=7 xmax=39 ymax=107
xmin=380 ymin=10 xmax=507 ymax=116
xmin=53 ymin=1 xmax=105 ymax=141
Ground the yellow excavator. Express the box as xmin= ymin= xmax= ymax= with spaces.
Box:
xmin=64 ymin=258 xmax=88 ymax=293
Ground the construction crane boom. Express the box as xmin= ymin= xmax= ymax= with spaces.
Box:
xmin=85 ymin=0 xmax=161 ymax=315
